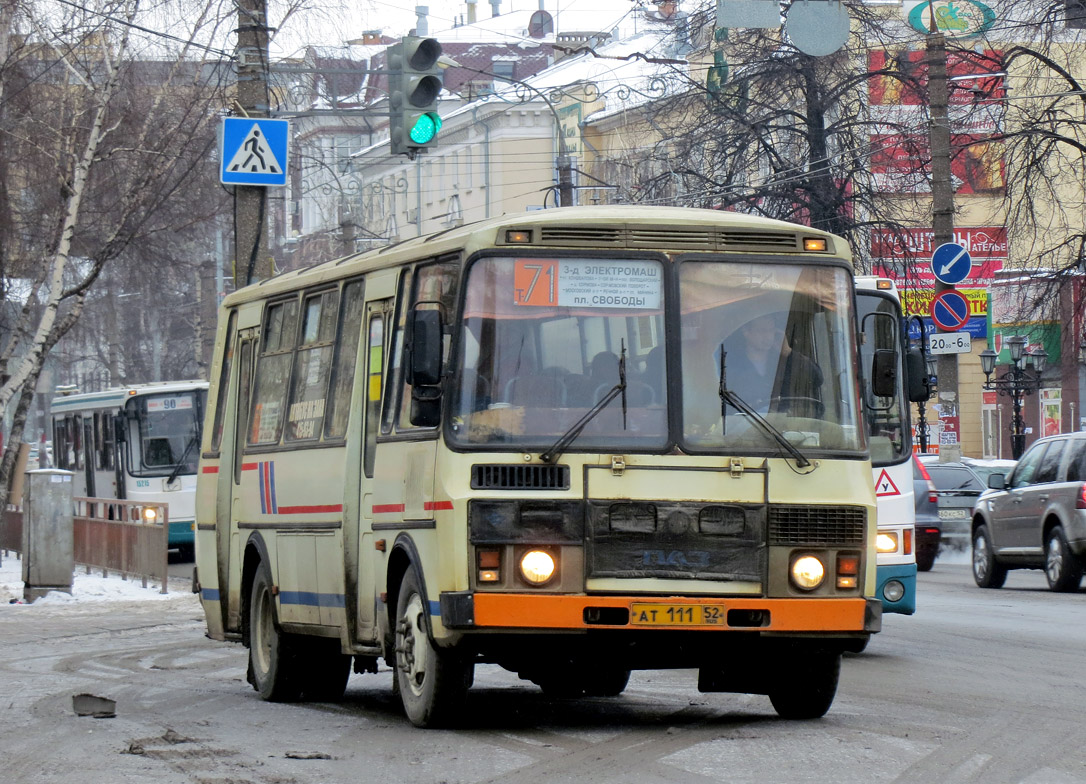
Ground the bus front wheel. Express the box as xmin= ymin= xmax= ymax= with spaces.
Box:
xmin=394 ymin=569 xmax=471 ymax=728
xmin=767 ymin=649 xmax=840 ymax=720
xmin=248 ymin=562 xmax=303 ymax=701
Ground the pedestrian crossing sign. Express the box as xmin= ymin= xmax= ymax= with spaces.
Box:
xmin=220 ymin=117 xmax=288 ymax=186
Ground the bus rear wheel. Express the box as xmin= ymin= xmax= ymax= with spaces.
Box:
xmin=767 ymin=649 xmax=840 ymax=720
xmin=394 ymin=569 xmax=471 ymax=728
xmin=248 ymin=562 xmax=303 ymax=701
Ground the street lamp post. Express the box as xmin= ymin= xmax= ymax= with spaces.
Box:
xmin=979 ymin=335 xmax=1048 ymax=460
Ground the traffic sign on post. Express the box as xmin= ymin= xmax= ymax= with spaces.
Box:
xmin=930 ymin=242 xmax=972 ymax=285
xmin=930 ymin=289 xmax=971 ymax=331
xmin=221 ymin=118 xmax=289 ymax=186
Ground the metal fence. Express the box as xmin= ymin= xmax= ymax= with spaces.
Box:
xmin=2 ymin=498 xmax=169 ymax=593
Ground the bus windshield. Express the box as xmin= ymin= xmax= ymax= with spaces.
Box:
xmin=129 ymin=391 xmax=205 ymax=475
xmin=679 ymin=260 xmax=862 ymax=453
xmin=857 ymin=292 xmax=908 ymax=465
xmin=449 ymin=256 xmax=863 ymax=455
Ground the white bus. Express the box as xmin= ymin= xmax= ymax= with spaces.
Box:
xmin=51 ymin=381 xmax=209 ymax=558
xmin=856 ymin=277 xmax=930 ymax=615
xmin=196 ymin=206 xmax=893 ymax=726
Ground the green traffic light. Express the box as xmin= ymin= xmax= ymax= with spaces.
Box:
xmin=409 ymin=112 xmax=442 ymax=144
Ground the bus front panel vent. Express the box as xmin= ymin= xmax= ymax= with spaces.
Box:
xmin=471 ymin=464 xmax=571 ymax=490
xmin=767 ymin=504 xmax=866 ymax=546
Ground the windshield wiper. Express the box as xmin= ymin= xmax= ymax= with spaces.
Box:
xmin=540 ymin=341 xmax=627 ymax=464
xmin=718 ymin=344 xmax=811 ymax=468
xmin=165 ymin=433 xmax=199 ymax=486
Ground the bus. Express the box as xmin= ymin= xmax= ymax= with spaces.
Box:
xmin=856 ymin=277 xmax=930 ymax=616
xmin=195 ymin=206 xmax=892 ymax=726
xmin=51 ymin=381 xmax=209 ymax=558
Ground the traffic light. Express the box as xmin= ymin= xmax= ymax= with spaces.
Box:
xmin=388 ymin=36 xmax=443 ymax=157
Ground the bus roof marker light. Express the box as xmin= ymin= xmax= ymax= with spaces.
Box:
xmin=505 ymin=229 xmax=532 ymax=244
xmin=803 ymin=237 xmax=828 ymax=252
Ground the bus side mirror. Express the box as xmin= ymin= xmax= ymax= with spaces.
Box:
xmin=905 ymin=348 xmax=932 ymax=403
xmin=407 ymin=308 xmax=443 ymax=427
xmin=871 ymin=349 xmax=898 ymax=399
xmin=406 ymin=308 xmax=443 ymax=387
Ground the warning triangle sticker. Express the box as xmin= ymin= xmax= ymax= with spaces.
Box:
xmin=874 ymin=469 xmax=901 ymax=497
xmin=226 ymin=123 xmax=282 ymax=175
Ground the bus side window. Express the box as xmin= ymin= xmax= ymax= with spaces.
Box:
xmin=325 ymin=280 xmax=366 ymax=440
xmin=210 ymin=310 xmax=238 ymax=453
xmin=381 ymin=270 xmax=412 ymax=435
xmin=286 ymin=289 xmax=339 ymax=442
xmin=393 ymin=260 xmax=459 ymax=431
xmin=364 ymin=307 xmax=386 ymax=477
xmin=249 ymin=298 xmax=299 ymax=446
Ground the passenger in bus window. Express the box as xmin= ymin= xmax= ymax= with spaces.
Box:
xmin=723 ymin=314 xmax=823 ymax=417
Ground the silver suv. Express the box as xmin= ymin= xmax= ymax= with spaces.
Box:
xmin=971 ymin=433 xmax=1086 ymax=591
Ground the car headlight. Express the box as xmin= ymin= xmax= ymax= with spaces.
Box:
xmin=790 ymin=555 xmax=825 ymax=591
xmin=519 ymin=549 xmax=557 ymax=585
xmin=876 ymin=532 xmax=899 ymax=553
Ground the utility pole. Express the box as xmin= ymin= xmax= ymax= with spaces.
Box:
xmin=926 ymin=12 xmax=960 ymax=455
xmin=233 ymin=0 xmax=271 ymax=290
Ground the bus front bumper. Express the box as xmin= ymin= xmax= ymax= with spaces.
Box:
xmin=441 ymin=593 xmax=881 ymax=634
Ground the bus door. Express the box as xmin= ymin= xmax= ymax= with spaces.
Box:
xmin=357 ymin=298 xmax=392 ymax=637
xmin=225 ymin=328 xmax=256 ymax=629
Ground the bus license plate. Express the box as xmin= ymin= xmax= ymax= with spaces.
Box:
xmin=630 ymin=603 xmax=726 ymax=626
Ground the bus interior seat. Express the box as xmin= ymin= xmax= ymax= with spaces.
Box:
xmin=505 ymin=375 xmax=567 ymax=407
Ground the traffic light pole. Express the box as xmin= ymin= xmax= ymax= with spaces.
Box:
xmin=233 ymin=0 xmax=271 ymax=289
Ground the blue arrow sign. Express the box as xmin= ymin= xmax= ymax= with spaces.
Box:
xmin=930 ymin=289 xmax=971 ymax=331
xmin=221 ymin=118 xmax=289 ymax=186
xmin=930 ymin=242 xmax=972 ymax=285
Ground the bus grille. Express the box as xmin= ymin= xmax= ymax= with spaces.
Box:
xmin=471 ymin=464 xmax=570 ymax=490
xmin=768 ymin=505 xmax=866 ymax=546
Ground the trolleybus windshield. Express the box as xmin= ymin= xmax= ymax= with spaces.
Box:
xmin=129 ymin=391 xmax=205 ymax=475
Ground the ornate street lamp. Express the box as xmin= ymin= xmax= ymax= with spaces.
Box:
xmin=916 ymin=353 xmax=938 ymax=453
xmin=980 ymin=335 xmax=1048 ymax=459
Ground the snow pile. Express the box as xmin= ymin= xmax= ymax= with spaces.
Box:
xmin=0 ymin=552 xmax=189 ymax=605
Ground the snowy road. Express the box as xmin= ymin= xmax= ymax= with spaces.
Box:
xmin=1 ymin=559 xmax=1084 ymax=783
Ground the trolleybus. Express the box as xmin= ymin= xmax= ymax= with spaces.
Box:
xmin=195 ymin=206 xmax=891 ymax=726
xmin=51 ymin=381 xmax=208 ymax=558
xmin=856 ymin=277 xmax=931 ymax=615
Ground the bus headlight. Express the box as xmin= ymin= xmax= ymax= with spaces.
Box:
xmin=519 ymin=550 xmax=556 ymax=585
xmin=790 ymin=555 xmax=825 ymax=591
xmin=143 ymin=507 xmax=158 ymax=522
xmin=883 ymin=580 xmax=905 ymax=602
xmin=876 ymin=533 xmax=899 ymax=553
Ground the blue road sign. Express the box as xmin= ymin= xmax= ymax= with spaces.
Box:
xmin=221 ymin=118 xmax=288 ymax=186
xmin=930 ymin=289 xmax=971 ymax=331
xmin=930 ymin=242 xmax=973 ymax=285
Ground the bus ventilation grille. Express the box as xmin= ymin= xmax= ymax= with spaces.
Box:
xmin=471 ymin=464 xmax=571 ymax=490
xmin=767 ymin=505 xmax=866 ymax=546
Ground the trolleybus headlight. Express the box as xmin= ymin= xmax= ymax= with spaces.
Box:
xmin=876 ymin=532 xmax=898 ymax=553
xmin=519 ymin=550 xmax=556 ymax=585
xmin=883 ymin=580 xmax=905 ymax=603
xmin=790 ymin=555 xmax=825 ymax=591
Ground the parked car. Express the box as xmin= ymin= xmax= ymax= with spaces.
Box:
xmin=960 ymin=457 xmax=1018 ymax=488
xmin=971 ymin=433 xmax=1086 ymax=591
xmin=922 ymin=461 xmax=988 ymax=552
xmin=912 ymin=455 xmax=942 ymax=571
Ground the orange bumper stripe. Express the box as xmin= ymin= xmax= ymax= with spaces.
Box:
xmin=472 ymin=594 xmax=868 ymax=632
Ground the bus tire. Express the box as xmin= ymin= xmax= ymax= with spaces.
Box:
xmin=767 ymin=649 xmax=840 ymax=720
xmin=248 ymin=562 xmax=303 ymax=702
xmin=394 ymin=569 xmax=470 ymax=728
xmin=299 ymin=639 xmax=352 ymax=702
xmin=584 ymin=668 xmax=630 ymax=697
